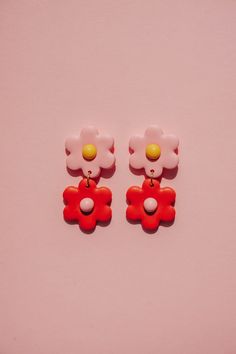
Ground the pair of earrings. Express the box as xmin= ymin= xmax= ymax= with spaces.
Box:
xmin=63 ymin=125 xmax=179 ymax=232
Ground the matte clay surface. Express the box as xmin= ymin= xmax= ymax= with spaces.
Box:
xmin=66 ymin=126 xmax=115 ymax=177
xmin=63 ymin=178 xmax=112 ymax=231
xmin=0 ymin=1 xmax=236 ymax=354
xmin=129 ymin=125 xmax=179 ymax=177
xmin=126 ymin=179 xmax=176 ymax=231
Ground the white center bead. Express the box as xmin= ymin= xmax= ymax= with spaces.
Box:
xmin=80 ymin=197 xmax=94 ymax=213
xmin=144 ymin=197 xmax=158 ymax=213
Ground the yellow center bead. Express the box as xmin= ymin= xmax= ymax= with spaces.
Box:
xmin=146 ymin=144 xmax=161 ymax=160
xmin=82 ymin=144 xmax=97 ymax=160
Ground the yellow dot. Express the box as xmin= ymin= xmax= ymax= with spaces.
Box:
xmin=82 ymin=144 xmax=97 ymax=160
xmin=146 ymin=144 xmax=161 ymax=160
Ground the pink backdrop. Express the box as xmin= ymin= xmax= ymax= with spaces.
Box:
xmin=0 ymin=1 xmax=236 ymax=353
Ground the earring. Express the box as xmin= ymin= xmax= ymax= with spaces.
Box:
xmin=126 ymin=125 xmax=179 ymax=231
xmin=63 ymin=126 xmax=115 ymax=232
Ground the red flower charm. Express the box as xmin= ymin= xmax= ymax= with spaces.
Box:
xmin=126 ymin=179 xmax=176 ymax=231
xmin=63 ymin=178 xmax=112 ymax=231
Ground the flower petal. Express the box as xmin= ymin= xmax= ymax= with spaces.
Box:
xmin=81 ymin=164 xmax=101 ymax=178
xmin=78 ymin=178 xmax=97 ymax=192
xmin=98 ymin=151 xmax=115 ymax=169
xmin=162 ymin=152 xmax=179 ymax=169
xmin=95 ymin=186 xmax=112 ymax=204
xmin=80 ymin=126 xmax=98 ymax=143
xmin=126 ymin=205 xmax=142 ymax=221
xmin=65 ymin=135 xmax=81 ymax=152
xmin=144 ymin=163 xmax=163 ymax=178
xmin=66 ymin=154 xmax=81 ymax=170
xmin=141 ymin=214 xmax=160 ymax=231
xmin=63 ymin=186 xmax=79 ymax=203
xmin=158 ymin=187 xmax=176 ymax=205
xmin=129 ymin=135 xmax=145 ymax=151
xmin=96 ymin=205 xmax=112 ymax=222
xmin=160 ymin=134 xmax=179 ymax=151
xmin=126 ymin=186 xmax=144 ymax=204
xmin=144 ymin=126 xmax=163 ymax=141
xmin=97 ymin=135 xmax=114 ymax=150
xmin=129 ymin=152 xmax=146 ymax=169
xmin=142 ymin=179 xmax=160 ymax=193
xmin=79 ymin=213 xmax=97 ymax=231
xmin=63 ymin=205 xmax=79 ymax=221
xmin=160 ymin=205 xmax=176 ymax=222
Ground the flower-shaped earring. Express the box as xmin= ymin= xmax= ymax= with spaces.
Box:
xmin=126 ymin=125 xmax=179 ymax=231
xmin=63 ymin=126 xmax=115 ymax=232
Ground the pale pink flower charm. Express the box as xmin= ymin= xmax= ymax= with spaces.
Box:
xmin=65 ymin=126 xmax=115 ymax=178
xmin=129 ymin=126 xmax=179 ymax=178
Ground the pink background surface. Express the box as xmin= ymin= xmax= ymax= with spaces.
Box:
xmin=0 ymin=1 xmax=236 ymax=353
